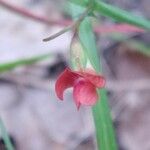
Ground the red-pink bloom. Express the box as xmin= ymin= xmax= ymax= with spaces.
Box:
xmin=55 ymin=68 xmax=105 ymax=109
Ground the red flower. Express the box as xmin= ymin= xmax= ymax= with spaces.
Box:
xmin=55 ymin=68 xmax=105 ymax=109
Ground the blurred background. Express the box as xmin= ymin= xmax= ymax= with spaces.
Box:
xmin=0 ymin=0 xmax=150 ymax=150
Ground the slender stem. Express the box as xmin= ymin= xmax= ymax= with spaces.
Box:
xmin=43 ymin=6 xmax=91 ymax=42
xmin=43 ymin=26 xmax=72 ymax=42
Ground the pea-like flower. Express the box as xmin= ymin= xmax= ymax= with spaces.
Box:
xmin=55 ymin=68 xmax=105 ymax=109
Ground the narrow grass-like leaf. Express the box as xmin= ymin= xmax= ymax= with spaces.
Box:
xmin=0 ymin=53 xmax=51 ymax=73
xmin=127 ymin=40 xmax=150 ymax=56
xmin=68 ymin=0 xmax=87 ymax=7
xmin=79 ymin=18 xmax=100 ymax=71
xmin=106 ymin=33 xmax=150 ymax=56
xmin=120 ymin=37 xmax=150 ymax=57
xmin=69 ymin=0 xmax=150 ymax=30
xmin=70 ymin=2 xmax=118 ymax=150
xmin=94 ymin=1 xmax=150 ymax=30
xmin=0 ymin=117 xmax=14 ymax=150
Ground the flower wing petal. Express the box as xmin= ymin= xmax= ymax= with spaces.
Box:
xmin=76 ymin=71 xmax=105 ymax=88
xmin=84 ymin=73 xmax=105 ymax=88
xmin=55 ymin=68 xmax=78 ymax=100
xmin=73 ymin=79 xmax=98 ymax=107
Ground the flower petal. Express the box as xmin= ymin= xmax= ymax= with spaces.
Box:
xmin=73 ymin=79 xmax=98 ymax=107
xmin=55 ymin=68 xmax=79 ymax=100
xmin=76 ymin=71 xmax=105 ymax=88
xmin=83 ymin=73 xmax=105 ymax=88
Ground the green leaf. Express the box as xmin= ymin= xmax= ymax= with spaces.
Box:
xmin=95 ymin=1 xmax=150 ymax=30
xmin=0 ymin=117 xmax=14 ymax=150
xmin=127 ymin=40 xmax=150 ymax=56
xmin=79 ymin=18 xmax=100 ymax=71
xmin=69 ymin=0 xmax=150 ymax=30
xmin=68 ymin=0 xmax=87 ymax=7
xmin=105 ymin=33 xmax=150 ymax=56
xmin=0 ymin=53 xmax=51 ymax=73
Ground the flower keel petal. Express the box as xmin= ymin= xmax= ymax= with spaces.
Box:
xmin=73 ymin=79 xmax=98 ymax=107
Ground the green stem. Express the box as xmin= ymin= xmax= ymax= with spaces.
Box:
xmin=92 ymin=89 xmax=118 ymax=150
xmin=70 ymin=1 xmax=118 ymax=150
xmin=79 ymin=19 xmax=118 ymax=150
xmin=70 ymin=0 xmax=150 ymax=30
xmin=94 ymin=1 xmax=150 ymax=30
